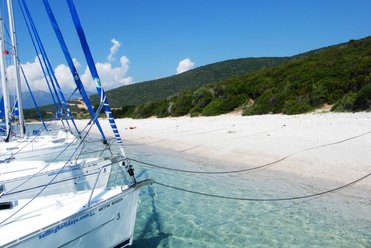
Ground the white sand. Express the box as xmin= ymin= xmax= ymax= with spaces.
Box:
xmin=75 ymin=112 xmax=371 ymax=187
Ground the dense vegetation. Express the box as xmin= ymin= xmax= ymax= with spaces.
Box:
xmin=24 ymin=109 xmax=53 ymax=120
xmin=111 ymin=36 xmax=371 ymax=118
xmin=89 ymin=57 xmax=291 ymax=107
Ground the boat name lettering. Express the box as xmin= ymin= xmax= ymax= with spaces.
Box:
xmin=98 ymin=203 xmax=110 ymax=212
xmin=38 ymin=211 xmax=95 ymax=239
xmin=111 ymin=198 xmax=123 ymax=206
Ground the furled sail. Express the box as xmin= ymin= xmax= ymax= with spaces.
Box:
xmin=0 ymin=97 xmax=4 ymax=118
xmin=42 ymin=0 xmax=107 ymax=142
xmin=11 ymin=99 xmax=19 ymax=118
xmin=66 ymin=0 xmax=127 ymax=157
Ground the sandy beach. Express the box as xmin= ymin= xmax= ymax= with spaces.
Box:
xmin=75 ymin=112 xmax=371 ymax=188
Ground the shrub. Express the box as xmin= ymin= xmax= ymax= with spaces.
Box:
xmin=247 ymin=89 xmax=285 ymax=115
xmin=135 ymin=102 xmax=157 ymax=118
xmin=189 ymin=105 xmax=203 ymax=117
xmin=156 ymin=101 xmax=171 ymax=118
xmin=353 ymin=83 xmax=371 ymax=110
xmin=202 ymin=95 xmax=244 ymax=116
xmin=331 ymin=92 xmax=357 ymax=112
xmin=171 ymin=94 xmax=193 ymax=116
xmin=282 ymin=96 xmax=313 ymax=114
xmin=192 ymin=88 xmax=213 ymax=108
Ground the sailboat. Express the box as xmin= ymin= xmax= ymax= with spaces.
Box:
xmin=1 ymin=0 xmax=153 ymax=247
xmin=1 ymin=0 xmax=113 ymax=199
xmin=0 ymin=7 xmax=78 ymax=162
xmin=0 ymin=178 xmax=153 ymax=247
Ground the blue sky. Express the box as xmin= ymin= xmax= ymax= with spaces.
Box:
xmin=5 ymin=0 xmax=371 ymax=92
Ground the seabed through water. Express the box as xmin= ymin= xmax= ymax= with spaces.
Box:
xmin=121 ymin=143 xmax=371 ymax=248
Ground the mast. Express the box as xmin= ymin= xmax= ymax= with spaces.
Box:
xmin=0 ymin=14 xmax=11 ymax=141
xmin=7 ymin=0 xmax=25 ymax=137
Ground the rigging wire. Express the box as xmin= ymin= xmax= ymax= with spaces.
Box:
xmin=0 ymin=102 xmax=106 ymax=225
xmin=1 ymin=8 xmax=48 ymax=130
xmin=18 ymin=0 xmax=65 ymax=126
xmin=0 ymin=120 xmax=53 ymax=158
xmin=3 ymin=101 xmax=106 ymax=194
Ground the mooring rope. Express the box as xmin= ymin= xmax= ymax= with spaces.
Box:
xmin=129 ymin=130 xmax=371 ymax=175
xmin=154 ymin=171 xmax=370 ymax=201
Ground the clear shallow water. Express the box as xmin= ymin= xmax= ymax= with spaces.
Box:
xmin=18 ymin=124 xmax=370 ymax=247
xmin=125 ymin=144 xmax=371 ymax=248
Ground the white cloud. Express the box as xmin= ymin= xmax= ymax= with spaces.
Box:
xmin=54 ymin=63 xmax=76 ymax=92
xmin=72 ymin=58 xmax=81 ymax=69
xmin=81 ymin=55 xmax=133 ymax=92
xmin=176 ymin=58 xmax=195 ymax=74
xmin=107 ymin=38 xmax=121 ymax=62
xmin=8 ymin=56 xmax=47 ymax=93
xmin=8 ymin=39 xmax=133 ymax=96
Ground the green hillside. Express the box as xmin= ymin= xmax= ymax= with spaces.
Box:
xmin=90 ymin=57 xmax=291 ymax=107
xmin=114 ymin=36 xmax=370 ymax=118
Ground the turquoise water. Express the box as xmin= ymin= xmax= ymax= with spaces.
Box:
xmin=126 ymin=144 xmax=371 ymax=247
xmin=20 ymin=124 xmax=370 ymax=247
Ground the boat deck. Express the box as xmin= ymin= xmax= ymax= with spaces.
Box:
xmin=0 ymin=186 xmax=128 ymax=246
xmin=0 ymin=157 xmax=101 ymax=181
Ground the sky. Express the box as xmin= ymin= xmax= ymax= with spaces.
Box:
xmin=1 ymin=0 xmax=371 ymax=93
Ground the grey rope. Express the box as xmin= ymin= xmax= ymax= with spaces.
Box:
xmin=130 ymin=130 xmax=371 ymax=174
xmin=154 ymin=171 xmax=370 ymax=201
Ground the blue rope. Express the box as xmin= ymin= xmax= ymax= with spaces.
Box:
xmin=19 ymin=65 xmax=47 ymax=130
xmin=42 ymin=0 xmax=107 ymax=143
xmin=19 ymin=0 xmax=80 ymax=136
xmin=17 ymin=0 xmax=59 ymax=115
xmin=19 ymin=0 xmax=66 ymax=127
xmin=67 ymin=0 xmax=125 ymax=150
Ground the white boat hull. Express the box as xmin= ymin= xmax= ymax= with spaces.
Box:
xmin=0 ymin=180 xmax=153 ymax=247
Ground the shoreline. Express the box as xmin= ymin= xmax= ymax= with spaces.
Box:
xmin=74 ymin=112 xmax=371 ymax=188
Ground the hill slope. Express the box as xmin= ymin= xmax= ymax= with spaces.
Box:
xmin=116 ymin=36 xmax=370 ymax=118
xmin=90 ymin=57 xmax=291 ymax=107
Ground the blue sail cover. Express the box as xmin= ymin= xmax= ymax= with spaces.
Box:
xmin=12 ymin=99 xmax=19 ymax=118
xmin=19 ymin=0 xmax=60 ymax=116
xmin=19 ymin=0 xmax=79 ymax=134
xmin=42 ymin=0 xmax=107 ymax=142
xmin=0 ymin=97 xmax=5 ymax=132
xmin=0 ymin=97 xmax=4 ymax=118
xmin=66 ymin=0 xmax=126 ymax=156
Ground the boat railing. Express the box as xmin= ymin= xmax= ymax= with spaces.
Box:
xmin=87 ymin=166 xmax=102 ymax=207
xmin=2 ymin=155 xmax=132 ymax=200
xmin=0 ymin=137 xmax=116 ymax=163
xmin=110 ymin=158 xmax=134 ymax=190
xmin=74 ymin=138 xmax=115 ymax=162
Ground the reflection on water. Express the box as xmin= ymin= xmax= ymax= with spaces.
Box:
xmin=127 ymin=144 xmax=371 ymax=248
